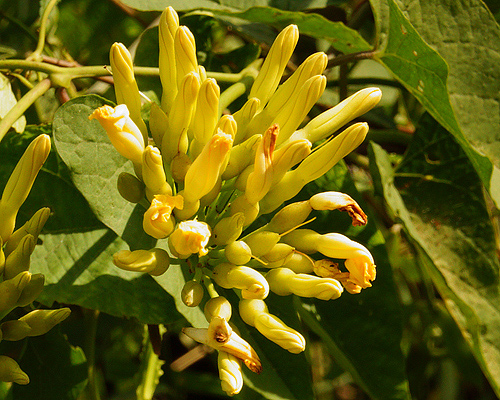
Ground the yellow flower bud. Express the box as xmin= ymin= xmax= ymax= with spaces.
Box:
xmin=113 ymin=248 xmax=170 ymax=276
xmin=3 ymin=234 xmax=35 ymax=280
xmin=159 ymin=6 xmax=180 ymax=112
xmin=174 ymin=26 xmax=198 ymax=87
xmin=249 ymin=24 xmax=299 ymax=109
xmin=345 ymin=256 xmax=376 ymax=289
xmin=243 ymin=231 xmax=280 ymax=258
xmin=169 ymin=220 xmax=211 ymax=258
xmin=272 ymin=251 xmax=314 ymax=273
xmin=4 ymin=207 xmax=50 ymax=256
xmin=221 ymin=134 xmax=261 ymax=181
xmin=239 ymin=299 xmax=305 ymax=353
xmin=0 ymin=319 xmax=32 ymax=341
xmin=0 ymin=355 xmax=29 ymax=384
xmin=16 ymin=273 xmax=45 ymax=306
xmin=0 ymin=271 xmax=31 ymax=314
xmin=265 ymin=201 xmax=312 ymax=234
xmin=18 ymin=308 xmax=71 ymax=337
xmin=117 ymin=172 xmax=145 ymax=203
xmin=261 ymin=243 xmax=294 ymax=266
xmin=228 ymin=194 xmax=259 ymax=227
xmin=183 ymin=130 xmax=233 ymax=204
xmin=191 ymin=78 xmax=220 ymax=154
xmin=218 ymin=351 xmax=243 ymax=396
xmin=181 ymin=280 xmax=204 ymax=307
xmin=213 ymin=263 xmax=269 ymax=299
xmin=245 ymin=124 xmax=278 ymax=204
xmin=198 ymin=65 xmax=207 ymax=82
xmin=110 ymin=42 xmax=148 ymax=142
xmin=142 ymin=145 xmax=172 ymax=201
xmin=232 ymin=97 xmax=260 ymax=144
xmin=224 ymin=240 xmax=252 ymax=266
xmin=271 ymin=139 xmax=311 ymax=185
xmin=149 ymin=103 xmax=168 ymax=150
xmin=309 ymin=191 xmax=367 ymax=226
xmin=89 ymin=104 xmax=145 ymax=168
xmin=170 ymin=152 xmax=192 ymax=183
xmin=316 ymin=232 xmax=374 ymax=260
xmin=0 ymin=134 xmax=50 ymax=243
xmin=143 ymin=194 xmax=183 ymax=239
xmin=173 ymin=195 xmax=200 ymax=221
xmin=266 ymin=267 xmax=343 ymax=300
xmin=162 ymin=72 xmax=201 ymax=163
xmin=212 ymin=213 xmax=245 ymax=246
xmin=204 ymin=296 xmax=232 ymax=321
xmin=289 ymin=87 xmax=382 ymax=144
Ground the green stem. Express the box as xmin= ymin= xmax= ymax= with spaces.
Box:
xmin=0 ymin=78 xmax=51 ymax=143
xmin=136 ymin=327 xmax=165 ymax=400
xmin=29 ymin=0 xmax=59 ymax=61
xmin=84 ymin=309 xmax=101 ymax=400
xmin=218 ymin=75 xmax=255 ymax=113
xmin=328 ymin=50 xmax=378 ymax=68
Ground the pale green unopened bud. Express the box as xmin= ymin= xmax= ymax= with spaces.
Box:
xmin=162 ymin=72 xmax=201 ymax=163
xmin=89 ymin=104 xmax=145 ymax=169
xmin=149 ymin=103 xmax=169 ymax=149
xmin=232 ymin=97 xmax=260 ymax=144
xmin=212 ymin=213 xmax=245 ymax=246
xmin=239 ymin=299 xmax=305 ymax=353
xmin=110 ymin=42 xmax=148 ymax=142
xmin=266 ymin=201 xmax=312 ymax=234
xmin=213 ymin=263 xmax=269 ymax=299
xmin=0 ymin=355 xmax=29 ymax=384
xmin=266 ymin=268 xmax=343 ymax=300
xmin=204 ymin=296 xmax=232 ymax=321
xmin=191 ymin=78 xmax=220 ymax=153
xmin=117 ymin=172 xmax=145 ymax=203
xmin=183 ymin=130 xmax=233 ymax=204
xmin=249 ymin=25 xmax=299 ymax=109
xmin=243 ymin=231 xmax=280 ymax=258
xmin=18 ymin=308 xmax=71 ymax=337
xmin=221 ymin=134 xmax=261 ymax=181
xmin=280 ymin=228 xmax=319 ymax=253
xmin=142 ymin=146 xmax=172 ymax=201
xmin=271 ymin=139 xmax=311 ymax=185
xmin=0 ymin=319 xmax=32 ymax=341
xmin=218 ymin=352 xmax=243 ymax=396
xmin=4 ymin=234 xmax=35 ymax=280
xmin=159 ymin=6 xmax=180 ymax=112
xmin=113 ymin=248 xmax=170 ymax=275
xmin=174 ymin=26 xmax=198 ymax=87
xmin=16 ymin=273 xmax=45 ymax=306
xmin=169 ymin=220 xmax=211 ymax=258
xmin=271 ymin=251 xmax=314 ymax=273
xmin=4 ymin=207 xmax=50 ymax=257
xmin=181 ymin=280 xmax=204 ymax=307
xmin=228 ymin=195 xmax=259 ymax=228
xmin=309 ymin=191 xmax=367 ymax=226
xmin=0 ymin=134 xmax=51 ymax=243
xmin=224 ymin=241 xmax=252 ymax=266
xmin=261 ymin=243 xmax=294 ymax=265
xmin=289 ymin=87 xmax=382 ymax=144
xmin=0 ymin=271 xmax=31 ymax=314
xmin=143 ymin=194 xmax=183 ymax=239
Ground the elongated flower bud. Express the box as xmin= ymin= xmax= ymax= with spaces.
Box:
xmin=289 ymin=87 xmax=382 ymax=144
xmin=271 ymin=139 xmax=311 ymax=185
xmin=113 ymin=248 xmax=170 ymax=275
xmin=149 ymin=103 xmax=169 ymax=149
xmin=218 ymin=351 xmax=243 ymax=396
xmin=142 ymin=146 xmax=172 ymax=201
xmin=232 ymin=98 xmax=260 ymax=144
xmin=243 ymin=231 xmax=280 ymax=258
xmin=169 ymin=220 xmax=211 ymax=258
xmin=4 ymin=207 xmax=50 ymax=256
xmin=261 ymin=243 xmax=294 ymax=265
xmin=174 ymin=26 xmax=198 ymax=87
xmin=204 ymin=296 xmax=232 ymax=321
xmin=181 ymin=280 xmax=204 ymax=307
xmin=110 ymin=42 xmax=148 ymax=142
xmin=89 ymin=104 xmax=145 ymax=169
xmin=0 ymin=271 xmax=31 ymax=314
xmin=212 ymin=213 xmax=245 ymax=246
xmin=143 ymin=194 xmax=183 ymax=239
xmin=266 ymin=268 xmax=343 ymax=300
xmin=249 ymin=25 xmax=299 ymax=109
xmin=16 ymin=273 xmax=45 ymax=306
xmin=183 ymin=130 xmax=233 ymax=204
xmin=310 ymin=191 xmax=367 ymax=226
xmin=270 ymin=251 xmax=314 ymax=273
xmin=18 ymin=308 xmax=71 ymax=337
xmin=117 ymin=172 xmax=145 ymax=203
xmin=239 ymin=299 xmax=305 ymax=353
xmin=191 ymin=78 xmax=220 ymax=153
xmin=224 ymin=241 xmax=252 ymax=266
xmin=0 ymin=319 xmax=32 ymax=341
xmin=3 ymin=234 xmax=35 ymax=280
xmin=316 ymin=232 xmax=373 ymax=260
xmin=265 ymin=201 xmax=312 ymax=234
xmin=213 ymin=263 xmax=269 ymax=299
xmin=0 ymin=355 xmax=29 ymax=384
xmin=0 ymin=134 xmax=50 ymax=243
xmin=221 ymin=134 xmax=261 ymax=180
xmin=159 ymin=6 xmax=180 ymax=112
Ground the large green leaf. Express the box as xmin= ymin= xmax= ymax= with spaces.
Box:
xmin=368 ymin=114 xmax=500 ymax=397
xmin=370 ymin=0 xmax=500 ymax=206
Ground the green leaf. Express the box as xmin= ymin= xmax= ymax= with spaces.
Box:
xmin=370 ymin=0 xmax=500 ymax=206
xmin=121 ymin=0 xmax=226 ymax=11
xmin=368 ymin=114 xmax=500 ymax=397
xmin=13 ymin=329 xmax=87 ymax=400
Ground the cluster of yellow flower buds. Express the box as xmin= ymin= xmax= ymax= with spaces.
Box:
xmin=0 ymin=135 xmax=71 ymax=385
xmin=89 ymin=6 xmax=381 ymax=395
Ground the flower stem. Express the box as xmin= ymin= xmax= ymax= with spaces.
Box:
xmin=136 ymin=326 xmax=165 ymax=400
xmin=28 ymin=0 xmax=59 ymax=61
xmin=84 ymin=309 xmax=102 ymax=400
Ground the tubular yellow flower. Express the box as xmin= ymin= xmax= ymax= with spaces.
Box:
xmin=261 ymin=243 xmax=295 ymax=266
xmin=228 ymin=194 xmax=260 ymax=227
xmin=159 ymin=6 xmax=180 ymax=112
xmin=18 ymin=308 xmax=71 ymax=337
xmin=89 ymin=104 xmax=145 ymax=168
xmin=169 ymin=219 xmax=211 ymax=258
xmin=313 ymin=259 xmax=362 ymax=294
xmin=110 ymin=42 xmax=148 ymax=142
xmin=239 ymin=299 xmax=306 ymax=353
xmin=212 ymin=213 xmax=245 ymax=246
xmin=183 ymin=130 xmax=233 ymax=204
xmin=4 ymin=207 xmax=50 ymax=256
xmin=271 ymin=139 xmax=312 ymax=185
xmin=0 ymin=319 xmax=32 ymax=341
xmin=309 ymin=191 xmax=367 ymax=226
xmin=266 ymin=267 xmax=343 ymax=300
xmin=113 ymin=248 xmax=170 ymax=276
xmin=3 ymin=234 xmax=35 ymax=280
xmin=16 ymin=273 xmax=45 ymax=306
xmin=181 ymin=280 xmax=205 ymax=307
xmin=221 ymin=134 xmax=261 ymax=181
xmin=224 ymin=241 xmax=252 ymax=266
xmin=0 ymin=134 xmax=50 ymax=243
xmin=268 ymin=251 xmax=315 ymax=273
xmin=174 ymin=26 xmax=198 ymax=87
xmin=143 ymin=194 xmax=183 ymax=239
xmin=0 ymin=355 xmax=29 ymax=385
xmin=345 ymin=256 xmax=377 ymax=289
xmin=243 ymin=231 xmax=280 ymax=258
xmin=213 ymin=263 xmax=269 ymax=299
xmin=249 ymin=24 xmax=299 ymax=109
xmin=218 ymin=351 xmax=243 ymax=396
xmin=265 ymin=200 xmax=313 ymax=234
xmin=149 ymin=103 xmax=169 ymax=148
xmin=142 ymin=145 xmax=172 ymax=201
xmin=191 ymin=78 xmax=220 ymax=154
xmin=0 ymin=271 xmax=31 ymax=314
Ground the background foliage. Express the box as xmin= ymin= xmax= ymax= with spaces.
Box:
xmin=0 ymin=0 xmax=499 ymax=399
